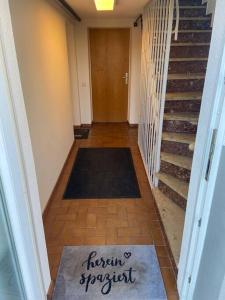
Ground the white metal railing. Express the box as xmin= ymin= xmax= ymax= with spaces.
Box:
xmin=138 ymin=0 xmax=175 ymax=187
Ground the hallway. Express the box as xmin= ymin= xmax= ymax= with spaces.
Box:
xmin=2 ymin=0 xmax=225 ymax=297
xmin=43 ymin=124 xmax=178 ymax=299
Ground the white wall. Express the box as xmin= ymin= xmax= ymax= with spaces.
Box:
xmin=74 ymin=19 xmax=142 ymax=125
xmin=129 ymin=25 xmax=142 ymax=124
xmin=9 ymin=0 xmax=74 ymax=211
xmin=67 ymin=23 xmax=81 ymax=126
xmin=75 ymin=21 xmax=93 ymax=124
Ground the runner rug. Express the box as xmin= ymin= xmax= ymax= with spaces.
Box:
xmin=63 ymin=148 xmax=141 ymax=199
xmin=52 ymin=245 xmax=167 ymax=300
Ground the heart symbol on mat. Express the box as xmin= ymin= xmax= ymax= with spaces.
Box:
xmin=124 ymin=252 xmax=132 ymax=259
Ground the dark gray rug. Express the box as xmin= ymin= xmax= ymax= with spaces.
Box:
xmin=64 ymin=148 xmax=141 ymax=199
xmin=52 ymin=245 xmax=167 ymax=300
xmin=74 ymin=128 xmax=90 ymax=139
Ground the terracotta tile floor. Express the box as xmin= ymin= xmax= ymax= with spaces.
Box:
xmin=43 ymin=123 xmax=179 ymax=300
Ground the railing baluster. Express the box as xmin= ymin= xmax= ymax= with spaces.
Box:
xmin=138 ymin=0 xmax=174 ymax=187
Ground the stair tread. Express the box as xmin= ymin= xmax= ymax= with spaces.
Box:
xmin=171 ymin=42 xmax=210 ymax=46
xmin=164 ymin=112 xmax=198 ymax=123
xmin=176 ymin=17 xmax=211 ymax=20
xmin=157 ymin=172 xmax=189 ymax=199
xmin=175 ymin=30 xmax=211 ymax=32
xmin=168 ymin=73 xmax=205 ymax=80
xmin=170 ymin=57 xmax=208 ymax=62
xmin=179 ymin=6 xmax=208 ymax=9
xmin=152 ymin=187 xmax=185 ymax=266
xmin=162 ymin=132 xmax=195 ymax=144
xmin=166 ymin=92 xmax=202 ymax=101
xmin=161 ymin=152 xmax=192 ymax=170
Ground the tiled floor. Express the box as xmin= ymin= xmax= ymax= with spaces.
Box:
xmin=43 ymin=123 xmax=179 ymax=300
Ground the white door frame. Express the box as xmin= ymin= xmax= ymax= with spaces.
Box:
xmin=0 ymin=0 xmax=51 ymax=298
xmin=178 ymin=0 xmax=225 ymax=298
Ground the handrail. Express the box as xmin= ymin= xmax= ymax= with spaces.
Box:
xmin=134 ymin=14 xmax=143 ymax=27
xmin=173 ymin=0 xmax=180 ymax=40
xmin=56 ymin=0 xmax=81 ymax=22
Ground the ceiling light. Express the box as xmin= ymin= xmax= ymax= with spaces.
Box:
xmin=94 ymin=0 xmax=115 ymax=11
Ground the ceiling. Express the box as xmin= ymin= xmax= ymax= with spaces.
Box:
xmin=66 ymin=0 xmax=149 ymax=19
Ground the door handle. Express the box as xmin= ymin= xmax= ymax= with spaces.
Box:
xmin=122 ymin=72 xmax=129 ymax=85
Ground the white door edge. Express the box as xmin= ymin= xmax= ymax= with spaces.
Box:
xmin=178 ymin=0 xmax=225 ymax=298
xmin=0 ymin=0 xmax=51 ymax=298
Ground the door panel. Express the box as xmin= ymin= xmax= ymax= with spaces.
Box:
xmin=89 ymin=28 xmax=130 ymax=122
xmin=0 ymin=180 xmax=25 ymax=299
xmin=193 ymin=147 xmax=225 ymax=300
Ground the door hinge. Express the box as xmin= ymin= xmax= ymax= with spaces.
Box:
xmin=188 ymin=276 xmax=192 ymax=284
xmin=205 ymin=129 xmax=217 ymax=181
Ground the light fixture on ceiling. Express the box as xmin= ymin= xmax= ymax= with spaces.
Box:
xmin=94 ymin=0 xmax=115 ymax=11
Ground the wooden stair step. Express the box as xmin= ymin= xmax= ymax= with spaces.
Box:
xmin=164 ymin=112 xmax=198 ymax=124
xmin=168 ymin=73 xmax=205 ymax=80
xmin=157 ymin=172 xmax=189 ymax=200
xmin=166 ymin=92 xmax=202 ymax=101
xmin=161 ymin=152 xmax=192 ymax=171
xmin=162 ymin=132 xmax=195 ymax=145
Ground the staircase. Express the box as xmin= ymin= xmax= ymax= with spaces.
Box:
xmin=157 ymin=0 xmax=212 ymax=211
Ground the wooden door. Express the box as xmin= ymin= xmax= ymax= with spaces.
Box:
xmin=89 ymin=28 xmax=130 ymax=122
